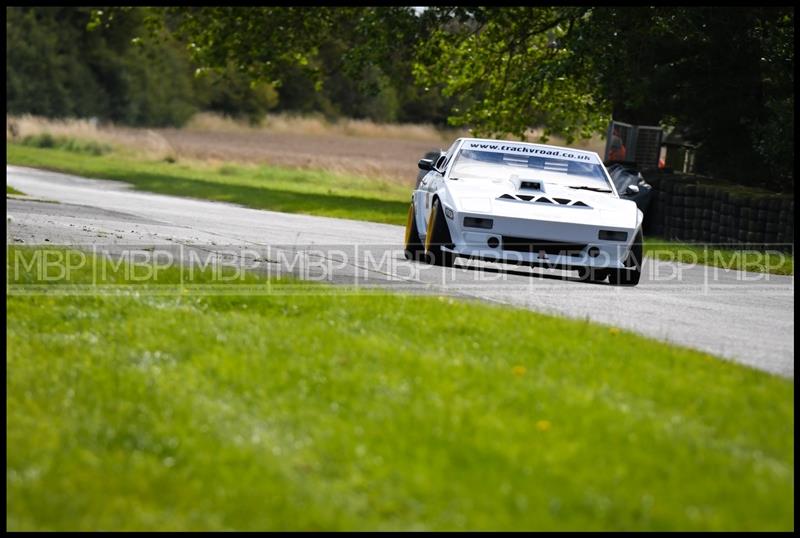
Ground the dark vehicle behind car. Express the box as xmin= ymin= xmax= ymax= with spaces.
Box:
xmin=606 ymin=163 xmax=654 ymax=213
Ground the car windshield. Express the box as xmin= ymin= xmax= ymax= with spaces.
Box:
xmin=450 ymin=148 xmax=611 ymax=190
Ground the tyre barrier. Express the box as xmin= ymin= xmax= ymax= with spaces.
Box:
xmin=641 ymin=172 xmax=794 ymax=252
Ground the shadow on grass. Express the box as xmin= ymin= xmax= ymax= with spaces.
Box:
xmin=105 ymin=170 xmax=409 ymax=225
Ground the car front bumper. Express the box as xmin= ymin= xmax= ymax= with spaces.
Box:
xmin=444 ymin=212 xmax=635 ymax=270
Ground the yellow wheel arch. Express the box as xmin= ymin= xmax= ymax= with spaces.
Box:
xmin=404 ymin=202 xmax=415 ymax=247
xmin=424 ymin=201 xmax=438 ymax=252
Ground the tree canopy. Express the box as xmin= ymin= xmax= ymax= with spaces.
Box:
xmin=566 ymin=7 xmax=794 ymax=190
xmin=6 ymin=6 xmax=793 ymax=190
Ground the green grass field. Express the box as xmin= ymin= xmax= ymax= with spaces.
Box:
xmin=7 ymin=143 xmax=410 ymax=224
xmin=6 ymin=247 xmax=794 ymax=531
xmin=7 ymin=184 xmax=25 ymax=195
xmin=6 ymin=142 xmax=793 ymax=275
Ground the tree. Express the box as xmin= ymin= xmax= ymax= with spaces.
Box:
xmin=568 ymin=7 xmax=793 ymax=190
xmin=14 ymin=7 xmax=792 ymax=189
xmin=7 ymin=6 xmax=199 ymax=126
xmin=164 ymin=7 xmax=450 ymax=124
xmin=165 ymin=7 xmax=344 ymax=91
xmin=193 ymin=62 xmax=279 ymax=124
xmin=413 ymin=6 xmax=793 ymax=189
xmin=412 ymin=7 xmax=608 ymax=143
xmin=7 ymin=7 xmax=106 ymax=118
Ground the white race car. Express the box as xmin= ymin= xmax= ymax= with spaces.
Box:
xmin=404 ymin=137 xmax=644 ymax=285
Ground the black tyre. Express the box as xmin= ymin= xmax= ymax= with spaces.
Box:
xmin=424 ymin=199 xmax=455 ymax=267
xmin=609 ymin=229 xmax=643 ymax=286
xmin=403 ymin=201 xmax=425 ymax=261
xmin=577 ymin=267 xmax=610 ymax=283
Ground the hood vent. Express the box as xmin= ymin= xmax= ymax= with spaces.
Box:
xmin=497 ymin=194 xmax=591 ymax=208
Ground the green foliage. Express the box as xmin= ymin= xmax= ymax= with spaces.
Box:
xmin=7 ymin=6 xmax=455 ymax=127
xmin=6 ymin=246 xmax=795 ymax=530
xmin=568 ymin=7 xmax=794 ymax=191
xmin=193 ymin=63 xmax=279 ymax=124
xmin=414 ymin=7 xmax=610 ymax=143
xmin=6 ymin=7 xmax=272 ymax=127
xmin=413 ymin=7 xmax=792 ymax=189
xmin=749 ymin=11 xmax=794 ymax=188
xmin=7 ymin=6 xmax=793 ymax=189
xmin=167 ymin=7 xmax=335 ymax=89
xmin=166 ymin=6 xmax=453 ymax=124
xmin=20 ymin=134 xmax=112 ymax=156
xmin=6 ymin=7 xmax=107 ymax=118
xmin=6 ymin=7 xmax=197 ymax=127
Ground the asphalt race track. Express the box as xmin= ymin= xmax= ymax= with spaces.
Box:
xmin=6 ymin=165 xmax=794 ymax=377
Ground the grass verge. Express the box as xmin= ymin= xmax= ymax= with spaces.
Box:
xmin=6 ymin=246 xmax=794 ymax=531
xmin=644 ymin=237 xmax=793 ymax=276
xmin=17 ymin=133 xmax=112 ymax=156
xmin=7 ymin=143 xmax=409 ymax=224
xmin=7 ymin=184 xmax=25 ymax=195
xmin=6 ymin=143 xmax=793 ymax=274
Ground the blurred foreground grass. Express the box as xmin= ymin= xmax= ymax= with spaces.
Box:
xmin=6 ymin=247 xmax=794 ymax=530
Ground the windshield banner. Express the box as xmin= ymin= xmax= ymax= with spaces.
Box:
xmin=463 ymin=141 xmax=600 ymax=164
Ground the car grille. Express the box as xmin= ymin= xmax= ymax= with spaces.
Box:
xmin=501 ymin=236 xmax=586 ymax=256
xmin=497 ymin=194 xmax=591 ymax=208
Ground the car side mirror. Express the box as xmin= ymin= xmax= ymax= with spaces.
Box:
xmin=625 ymin=184 xmax=640 ymax=195
xmin=418 ymin=159 xmax=434 ymax=171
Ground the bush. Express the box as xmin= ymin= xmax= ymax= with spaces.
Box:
xmin=21 ymin=134 xmax=112 ymax=156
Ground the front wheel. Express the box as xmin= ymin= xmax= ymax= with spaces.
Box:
xmin=403 ymin=201 xmax=425 ymax=261
xmin=424 ymin=199 xmax=455 ymax=267
xmin=609 ymin=230 xmax=643 ymax=286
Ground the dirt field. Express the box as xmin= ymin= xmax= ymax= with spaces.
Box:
xmin=156 ymin=128 xmax=445 ymax=184
xmin=8 ymin=113 xmax=606 ymax=185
